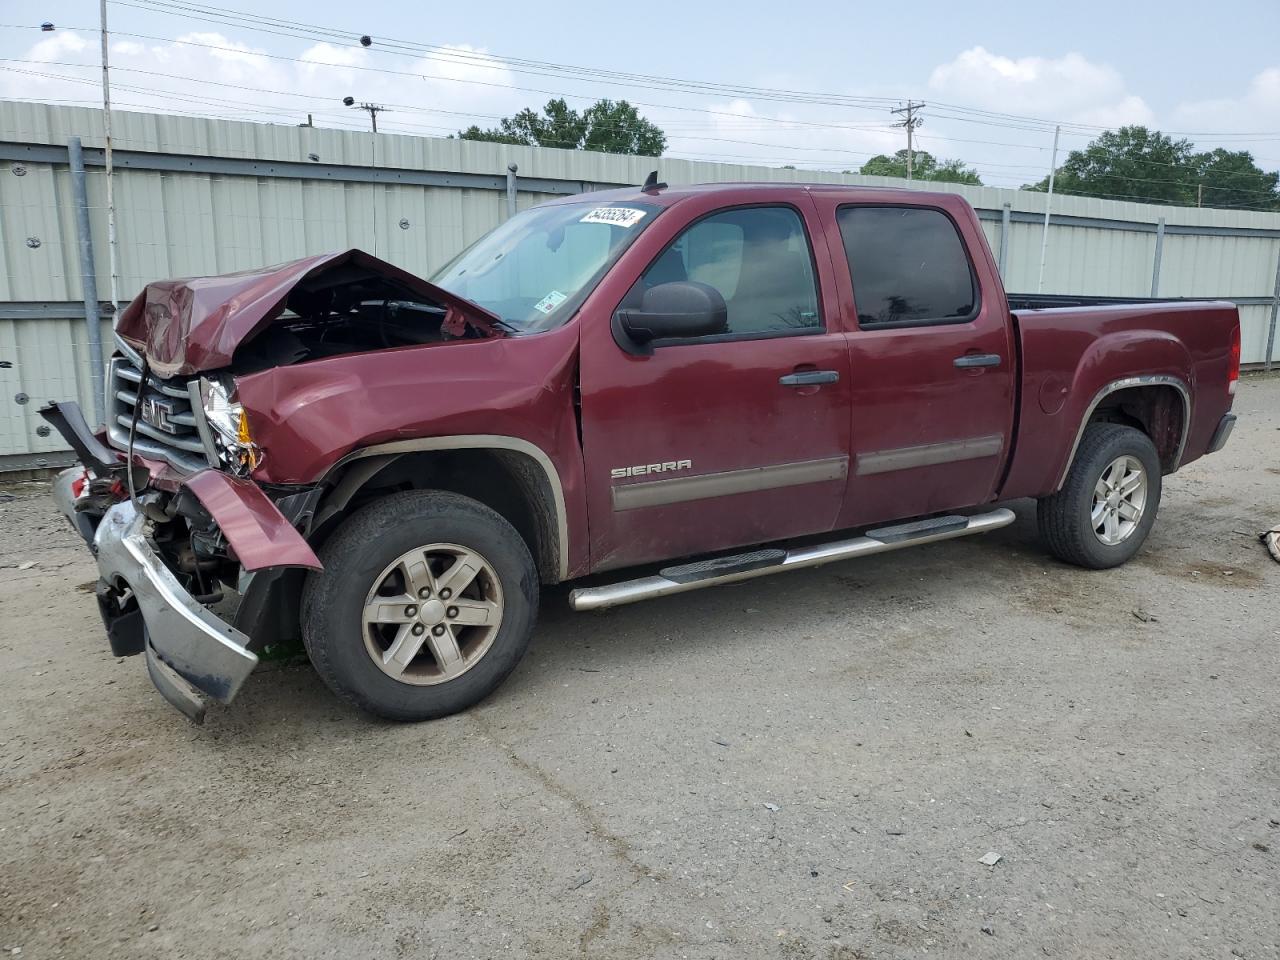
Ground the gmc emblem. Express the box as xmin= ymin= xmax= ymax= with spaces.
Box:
xmin=139 ymin=396 xmax=178 ymax=433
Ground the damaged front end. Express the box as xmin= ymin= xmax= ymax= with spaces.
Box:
xmin=44 ymin=397 xmax=321 ymax=723
xmin=42 ymin=249 xmax=491 ymax=721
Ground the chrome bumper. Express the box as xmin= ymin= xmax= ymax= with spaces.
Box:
xmin=54 ymin=468 xmax=259 ymax=723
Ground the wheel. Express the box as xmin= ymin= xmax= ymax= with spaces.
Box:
xmin=1037 ymin=423 xmax=1162 ymax=569
xmin=301 ymin=490 xmax=539 ymax=720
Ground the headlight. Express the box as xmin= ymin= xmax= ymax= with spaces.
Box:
xmin=198 ymin=377 xmax=262 ymax=473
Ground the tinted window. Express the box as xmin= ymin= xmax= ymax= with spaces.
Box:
xmin=635 ymin=206 xmax=821 ymax=337
xmin=837 ymin=207 xmax=977 ymax=327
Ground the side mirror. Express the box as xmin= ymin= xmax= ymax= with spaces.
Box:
xmin=613 ymin=281 xmax=728 ymax=356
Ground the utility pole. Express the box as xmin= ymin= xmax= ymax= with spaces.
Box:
xmin=1036 ymin=124 xmax=1061 ymax=294
xmin=356 ymin=103 xmax=385 ymax=132
xmin=343 ymin=97 xmax=387 ymax=132
xmin=99 ymin=0 xmax=120 ymax=318
xmin=1197 ymin=182 xmax=1203 ymax=208
xmin=891 ymin=101 xmax=925 ymax=181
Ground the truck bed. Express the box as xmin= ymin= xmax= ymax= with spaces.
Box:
xmin=1001 ymin=297 xmax=1240 ymax=500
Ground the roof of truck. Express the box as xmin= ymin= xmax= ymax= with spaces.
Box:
xmin=549 ymin=180 xmax=964 ymax=209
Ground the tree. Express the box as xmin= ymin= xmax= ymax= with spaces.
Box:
xmin=1023 ymin=126 xmax=1280 ymax=210
xmin=1024 ymin=127 xmax=1195 ymax=204
xmin=458 ymin=98 xmax=666 ymax=156
xmin=1194 ymin=148 xmax=1280 ymax=211
xmin=858 ymin=149 xmax=982 ymax=185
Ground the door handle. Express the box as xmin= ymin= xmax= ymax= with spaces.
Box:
xmin=953 ymin=354 xmax=1002 ymax=369
xmin=779 ymin=370 xmax=840 ymax=386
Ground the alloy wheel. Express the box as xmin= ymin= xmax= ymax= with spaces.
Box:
xmin=362 ymin=543 xmax=504 ymax=685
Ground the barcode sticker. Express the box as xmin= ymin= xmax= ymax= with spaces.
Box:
xmin=580 ymin=207 xmax=648 ymax=228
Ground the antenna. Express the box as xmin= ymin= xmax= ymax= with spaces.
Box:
xmin=641 ymin=170 xmax=667 ymax=193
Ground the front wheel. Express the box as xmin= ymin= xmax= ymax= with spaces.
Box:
xmin=1037 ymin=423 xmax=1162 ymax=569
xmin=301 ymin=490 xmax=539 ymax=721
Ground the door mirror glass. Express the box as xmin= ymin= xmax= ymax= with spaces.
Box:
xmin=613 ymin=281 xmax=727 ymax=355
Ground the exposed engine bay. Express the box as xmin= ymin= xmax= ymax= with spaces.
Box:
xmin=235 ymin=299 xmax=455 ymax=370
xmin=114 ymin=248 xmax=501 ymax=380
xmin=231 ymin=262 xmax=491 ymax=372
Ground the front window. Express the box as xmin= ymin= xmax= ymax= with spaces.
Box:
xmin=431 ymin=200 xmax=661 ymax=333
xmin=627 ymin=205 xmax=821 ymax=338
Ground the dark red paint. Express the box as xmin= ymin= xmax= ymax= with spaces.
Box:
xmin=126 ymin=182 xmax=1238 ymax=580
xmin=183 ymin=470 xmax=322 ymax=571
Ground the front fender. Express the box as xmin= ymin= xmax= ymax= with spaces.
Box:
xmin=183 ymin=470 xmax=322 ymax=572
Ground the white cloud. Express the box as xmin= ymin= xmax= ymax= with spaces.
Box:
xmin=660 ymin=96 xmax=901 ymax=171
xmin=1171 ymin=67 xmax=1280 ymax=139
xmin=928 ymin=46 xmax=1155 ymax=127
xmin=27 ymin=31 xmax=89 ymax=62
xmin=0 ymin=29 xmax=525 ymax=137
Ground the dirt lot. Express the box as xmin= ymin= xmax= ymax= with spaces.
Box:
xmin=1 ymin=377 xmax=1278 ymax=960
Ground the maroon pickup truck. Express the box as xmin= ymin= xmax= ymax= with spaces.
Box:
xmin=44 ymin=180 xmax=1240 ymax=723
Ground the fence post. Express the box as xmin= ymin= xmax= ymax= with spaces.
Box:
xmin=505 ymin=163 xmax=518 ymax=218
xmin=68 ymin=136 xmax=106 ymax=426
xmin=1266 ymin=246 xmax=1280 ymax=373
xmin=1151 ymin=217 xmax=1166 ymax=298
xmin=998 ymin=202 xmax=1011 ymax=278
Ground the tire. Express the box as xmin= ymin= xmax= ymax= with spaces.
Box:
xmin=1037 ymin=423 xmax=1162 ymax=569
xmin=301 ymin=490 xmax=539 ymax=721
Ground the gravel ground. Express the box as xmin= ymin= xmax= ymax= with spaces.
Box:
xmin=1 ymin=376 xmax=1278 ymax=960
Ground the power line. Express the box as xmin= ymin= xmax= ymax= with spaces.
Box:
xmin=7 ymin=62 xmax=1279 ymax=206
xmin=6 ymin=11 xmax=1280 ymax=150
xmin=3 ymin=18 xmax=1278 ymax=205
xmin=103 ymin=0 xmax=1280 ymax=146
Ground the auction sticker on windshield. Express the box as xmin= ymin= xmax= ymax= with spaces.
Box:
xmin=534 ymin=290 xmax=569 ymax=314
xmin=580 ymin=207 xmax=647 ymax=228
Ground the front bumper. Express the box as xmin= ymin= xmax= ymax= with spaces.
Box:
xmin=54 ymin=467 xmax=258 ymax=723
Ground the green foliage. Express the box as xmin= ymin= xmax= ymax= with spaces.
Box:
xmin=1194 ymin=148 xmax=1280 ymax=211
xmin=859 ymin=149 xmax=983 ymax=185
xmin=457 ymin=98 xmax=666 ymax=156
xmin=1024 ymin=126 xmax=1280 ymax=210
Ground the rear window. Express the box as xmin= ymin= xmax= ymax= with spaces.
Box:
xmin=837 ymin=206 xmax=978 ymax=328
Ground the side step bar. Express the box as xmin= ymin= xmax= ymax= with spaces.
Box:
xmin=569 ymin=508 xmax=1016 ymax=612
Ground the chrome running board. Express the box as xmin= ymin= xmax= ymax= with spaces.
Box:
xmin=569 ymin=507 xmax=1016 ymax=612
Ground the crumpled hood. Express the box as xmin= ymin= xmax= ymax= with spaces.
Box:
xmin=116 ymin=249 xmax=500 ymax=378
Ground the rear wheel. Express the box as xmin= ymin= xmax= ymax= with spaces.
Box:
xmin=301 ymin=490 xmax=538 ymax=720
xmin=1037 ymin=423 xmax=1162 ymax=569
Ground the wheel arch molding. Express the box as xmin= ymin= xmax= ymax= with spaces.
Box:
xmin=310 ymin=435 xmax=569 ymax=584
xmin=1056 ymin=374 xmax=1191 ymax=491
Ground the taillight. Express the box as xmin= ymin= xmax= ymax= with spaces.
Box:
xmin=1228 ymin=324 xmax=1240 ymax=395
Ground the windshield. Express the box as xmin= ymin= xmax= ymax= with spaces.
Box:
xmin=430 ymin=200 xmax=661 ymax=333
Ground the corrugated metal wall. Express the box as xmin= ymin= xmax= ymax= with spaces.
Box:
xmin=2 ymin=101 xmax=1278 ymax=469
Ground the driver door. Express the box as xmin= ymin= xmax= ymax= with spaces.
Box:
xmin=577 ymin=202 xmax=852 ymax=572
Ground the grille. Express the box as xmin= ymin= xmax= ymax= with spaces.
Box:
xmin=107 ymin=355 xmax=214 ymax=473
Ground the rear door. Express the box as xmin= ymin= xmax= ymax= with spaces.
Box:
xmin=577 ymin=200 xmax=852 ymax=572
xmin=813 ymin=199 xmax=1015 ymax=527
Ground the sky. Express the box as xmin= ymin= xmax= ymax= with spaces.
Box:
xmin=2 ymin=0 xmax=1278 ymax=191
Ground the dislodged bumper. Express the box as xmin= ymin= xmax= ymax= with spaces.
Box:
xmin=93 ymin=498 xmax=258 ymax=723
